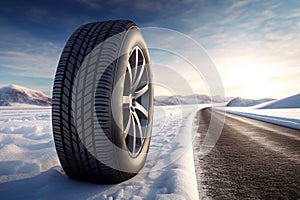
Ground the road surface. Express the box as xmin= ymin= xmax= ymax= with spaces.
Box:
xmin=193 ymin=108 xmax=300 ymax=199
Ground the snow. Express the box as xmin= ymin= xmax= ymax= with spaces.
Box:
xmin=260 ymin=93 xmax=300 ymax=109
xmin=0 ymin=104 xmax=207 ymax=199
xmin=220 ymin=93 xmax=300 ymax=130
xmin=222 ymin=107 xmax=300 ymax=130
xmin=226 ymin=97 xmax=274 ymax=107
xmin=154 ymin=95 xmax=227 ymax=106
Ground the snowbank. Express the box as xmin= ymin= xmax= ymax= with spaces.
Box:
xmin=226 ymin=97 xmax=274 ymax=107
xmin=260 ymin=93 xmax=300 ymax=109
xmin=223 ymin=107 xmax=300 ymax=130
xmin=0 ymin=104 xmax=206 ymax=199
xmin=221 ymin=93 xmax=300 ymax=130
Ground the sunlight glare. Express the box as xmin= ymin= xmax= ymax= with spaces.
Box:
xmin=234 ymin=62 xmax=274 ymax=99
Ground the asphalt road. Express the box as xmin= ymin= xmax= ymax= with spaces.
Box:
xmin=193 ymin=108 xmax=300 ymax=200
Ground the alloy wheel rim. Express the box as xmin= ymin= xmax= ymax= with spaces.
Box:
xmin=122 ymin=46 xmax=150 ymax=157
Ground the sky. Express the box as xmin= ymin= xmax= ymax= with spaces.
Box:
xmin=0 ymin=0 xmax=300 ymax=99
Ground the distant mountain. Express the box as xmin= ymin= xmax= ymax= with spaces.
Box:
xmin=0 ymin=98 xmax=10 ymax=106
xmin=226 ymin=97 xmax=275 ymax=107
xmin=0 ymin=85 xmax=51 ymax=106
xmin=154 ymin=94 xmax=228 ymax=106
xmin=260 ymin=93 xmax=300 ymax=109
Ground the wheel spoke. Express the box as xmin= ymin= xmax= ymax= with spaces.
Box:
xmin=124 ymin=114 xmax=132 ymax=138
xmin=132 ymin=48 xmax=138 ymax=87
xmin=132 ymin=115 xmax=136 ymax=154
xmin=127 ymin=62 xmax=133 ymax=88
xmin=133 ymin=111 xmax=143 ymax=142
xmin=133 ymin=84 xmax=149 ymax=99
xmin=135 ymin=102 xmax=148 ymax=119
xmin=123 ymin=96 xmax=130 ymax=104
xmin=132 ymin=63 xmax=145 ymax=92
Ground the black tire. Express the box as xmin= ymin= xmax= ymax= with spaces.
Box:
xmin=52 ymin=20 xmax=154 ymax=183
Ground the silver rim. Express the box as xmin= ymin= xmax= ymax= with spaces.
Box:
xmin=122 ymin=46 xmax=150 ymax=157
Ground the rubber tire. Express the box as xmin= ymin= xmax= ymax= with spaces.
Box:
xmin=52 ymin=20 xmax=154 ymax=184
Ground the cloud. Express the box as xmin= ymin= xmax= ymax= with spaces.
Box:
xmin=0 ymin=51 xmax=58 ymax=78
xmin=1 ymin=0 xmax=298 ymax=98
xmin=226 ymin=0 xmax=253 ymax=13
xmin=76 ymin=0 xmax=166 ymax=11
xmin=143 ymin=27 xmax=225 ymax=97
xmin=185 ymin=1 xmax=300 ymax=98
xmin=141 ymin=0 xmax=300 ymax=98
xmin=0 ymin=36 xmax=61 ymax=79
xmin=76 ymin=0 xmax=101 ymax=9
xmin=0 ymin=33 xmax=61 ymax=95
xmin=26 ymin=8 xmax=52 ymax=23
xmin=286 ymin=8 xmax=300 ymax=19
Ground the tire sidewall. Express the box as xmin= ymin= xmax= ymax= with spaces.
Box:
xmin=109 ymin=26 xmax=154 ymax=173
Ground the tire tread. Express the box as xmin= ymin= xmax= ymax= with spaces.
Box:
xmin=52 ymin=20 xmax=136 ymax=183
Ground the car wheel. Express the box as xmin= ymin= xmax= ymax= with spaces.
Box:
xmin=52 ymin=20 xmax=154 ymax=183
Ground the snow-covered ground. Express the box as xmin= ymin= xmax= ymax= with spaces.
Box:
xmin=0 ymin=104 xmax=207 ymax=200
xmin=223 ymin=107 xmax=300 ymax=130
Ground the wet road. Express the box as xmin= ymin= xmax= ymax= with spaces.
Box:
xmin=193 ymin=108 xmax=300 ymax=200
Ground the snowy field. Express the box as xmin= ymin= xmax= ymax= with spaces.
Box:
xmin=0 ymin=104 xmax=207 ymax=200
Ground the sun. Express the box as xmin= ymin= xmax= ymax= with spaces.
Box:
xmin=242 ymin=78 xmax=270 ymax=99
xmin=233 ymin=62 xmax=274 ymax=99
